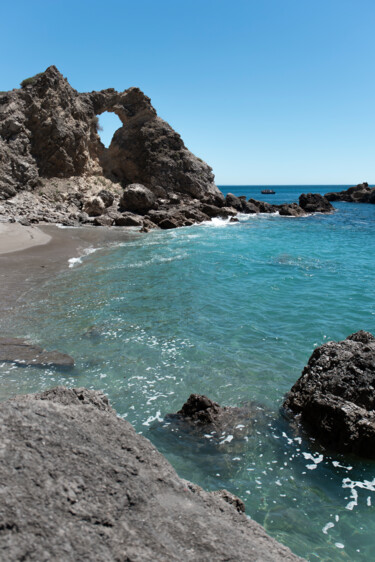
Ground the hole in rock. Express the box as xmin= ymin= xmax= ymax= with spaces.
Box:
xmin=96 ymin=112 xmax=122 ymax=148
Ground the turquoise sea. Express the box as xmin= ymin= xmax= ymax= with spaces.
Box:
xmin=1 ymin=185 xmax=375 ymax=561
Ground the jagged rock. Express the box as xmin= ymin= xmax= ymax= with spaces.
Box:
xmin=278 ymin=203 xmax=306 ymax=217
xmin=298 ymin=193 xmax=334 ymax=213
xmin=0 ymin=387 xmax=302 ymax=561
xmin=283 ymin=331 xmax=375 ymax=458
xmin=0 ymin=66 xmax=223 ymax=225
xmin=225 ymin=193 xmax=243 ymax=211
xmin=325 ymin=183 xmax=375 ymax=203
xmin=114 ymin=212 xmax=144 ymax=227
xmin=119 ymin=183 xmax=157 ymax=214
xmin=97 ymin=189 xmax=114 ymax=207
xmin=93 ymin=215 xmax=114 ymax=227
xmin=0 ymin=337 xmax=74 ymax=368
xmin=242 ymin=200 xmax=259 ymax=214
xmin=166 ymin=393 xmax=266 ymax=439
xmin=200 ymin=204 xmax=237 ymax=218
xmin=248 ymin=199 xmax=276 ymax=213
xmin=83 ymin=196 xmax=106 ymax=216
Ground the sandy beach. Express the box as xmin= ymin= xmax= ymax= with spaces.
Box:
xmin=0 ymin=223 xmax=140 ymax=319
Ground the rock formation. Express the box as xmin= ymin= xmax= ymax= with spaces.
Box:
xmin=165 ymin=393 xmax=268 ymax=442
xmin=325 ymin=183 xmax=375 ymax=203
xmin=298 ymin=193 xmax=334 ymax=214
xmin=0 ymin=386 xmax=302 ymax=561
xmin=0 ymin=67 xmax=338 ymax=230
xmin=283 ymin=331 xmax=375 ymax=458
xmin=0 ymin=66 xmax=228 ymax=228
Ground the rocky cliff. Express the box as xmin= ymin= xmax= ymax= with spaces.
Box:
xmin=0 ymin=66 xmax=221 ymax=204
xmin=0 ymin=387 xmax=302 ymax=561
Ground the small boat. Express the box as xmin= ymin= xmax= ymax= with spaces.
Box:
xmin=261 ymin=189 xmax=276 ymax=194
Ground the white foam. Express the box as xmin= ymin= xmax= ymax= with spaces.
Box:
xmin=142 ymin=411 xmax=163 ymax=426
xmin=219 ymin=435 xmax=233 ymax=444
xmin=322 ymin=522 xmax=334 ymax=534
xmin=68 ymin=246 xmax=101 ymax=268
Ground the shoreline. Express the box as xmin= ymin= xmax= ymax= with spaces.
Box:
xmin=0 ymin=223 xmax=140 ymax=321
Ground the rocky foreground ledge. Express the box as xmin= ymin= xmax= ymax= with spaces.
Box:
xmin=0 ymin=387 xmax=302 ymax=561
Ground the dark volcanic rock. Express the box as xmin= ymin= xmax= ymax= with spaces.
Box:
xmin=248 ymin=198 xmax=276 ymax=213
xmin=325 ymin=183 xmax=375 ymax=203
xmin=167 ymin=393 xmax=266 ymax=439
xmin=225 ymin=193 xmax=243 ymax=211
xmin=278 ymin=203 xmax=306 ymax=217
xmin=298 ymin=193 xmax=334 ymax=213
xmin=283 ymin=331 xmax=375 ymax=457
xmin=0 ymin=387 xmax=301 ymax=561
xmin=0 ymin=337 xmax=74 ymax=367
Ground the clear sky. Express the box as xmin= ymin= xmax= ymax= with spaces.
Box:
xmin=1 ymin=0 xmax=374 ymax=185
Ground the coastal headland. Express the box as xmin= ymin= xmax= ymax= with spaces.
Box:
xmin=1 ymin=66 xmax=375 ymax=560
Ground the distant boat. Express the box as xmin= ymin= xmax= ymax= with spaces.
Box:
xmin=261 ymin=189 xmax=276 ymax=194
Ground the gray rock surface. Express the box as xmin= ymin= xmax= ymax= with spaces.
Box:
xmin=0 ymin=337 xmax=74 ymax=367
xmin=0 ymin=387 xmax=302 ymax=561
xmin=283 ymin=331 xmax=375 ymax=458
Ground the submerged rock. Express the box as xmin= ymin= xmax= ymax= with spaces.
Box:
xmin=166 ymin=393 xmax=267 ymax=441
xmin=0 ymin=387 xmax=301 ymax=561
xmin=283 ymin=331 xmax=375 ymax=458
xmin=0 ymin=337 xmax=74 ymax=367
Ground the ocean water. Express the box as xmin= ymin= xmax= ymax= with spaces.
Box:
xmin=1 ymin=185 xmax=375 ymax=560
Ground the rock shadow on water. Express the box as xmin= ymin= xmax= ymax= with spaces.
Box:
xmin=0 ymin=337 xmax=75 ymax=371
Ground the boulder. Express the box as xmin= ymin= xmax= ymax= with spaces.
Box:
xmin=278 ymin=203 xmax=306 ymax=217
xmin=298 ymin=193 xmax=334 ymax=213
xmin=83 ymin=196 xmax=106 ymax=217
xmin=119 ymin=183 xmax=156 ymax=214
xmin=283 ymin=331 xmax=375 ymax=458
xmin=0 ymin=337 xmax=74 ymax=368
xmin=114 ymin=212 xmax=144 ymax=227
xmin=0 ymin=387 xmax=301 ymax=561
xmin=248 ymin=199 xmax=276 ymax=213
xmin=225 ymin=193 xmax=243 ymax=211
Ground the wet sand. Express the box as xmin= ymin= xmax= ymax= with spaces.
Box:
xmin=0 ymin=224 xmax=141 ymax=318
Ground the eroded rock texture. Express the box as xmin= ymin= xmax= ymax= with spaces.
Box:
xmin=0 ymin=66 xmax=221 ymax=204
xmin=283 ymin=331 xmax=375 ymax=458
xmin=0 ymin=387 xmax=302 ymax=561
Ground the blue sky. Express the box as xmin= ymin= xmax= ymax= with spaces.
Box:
xmin=1 ymin=0 xmax=374 ymax=185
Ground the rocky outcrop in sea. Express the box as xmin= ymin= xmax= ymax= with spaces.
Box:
xmin=0 ymin=386 xmax=302 ymax=561
xmin=283 ymin=331 xmax=375 ymax=458
xmin=325 ymin=183 xmax=375 ymax=203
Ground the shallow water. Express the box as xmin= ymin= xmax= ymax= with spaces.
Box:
xmin=1 ymin=186 xmax=375 ymax=560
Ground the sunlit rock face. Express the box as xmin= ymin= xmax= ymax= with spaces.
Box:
xmin=0 ymin=66 xmax=221 ymax=203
